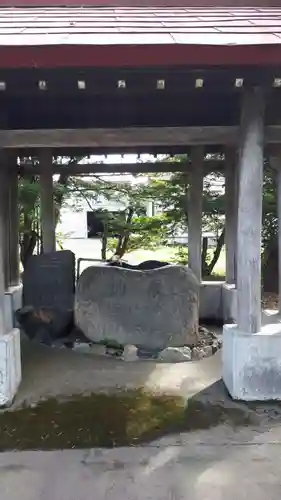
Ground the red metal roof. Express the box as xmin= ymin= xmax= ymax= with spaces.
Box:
xmin=1 ymin=1 xmax=280 ymax=6
xmin=0 ymin=7 xmax=281 ymax=46
xmin=0 ymin=7 xmax=281 ymax=68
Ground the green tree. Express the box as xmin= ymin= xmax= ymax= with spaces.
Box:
xmin=19 ymin=156 xmax=80 ymax=267
xmin=261 ymin=164 xmax=279 ymax=292
xmin=19 ymin=156 xmax=226 ymax=277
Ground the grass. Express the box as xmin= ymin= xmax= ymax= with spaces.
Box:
xmin=62 ymin=238 xmax=226 ymax=278
xmin=0 ymin=390 xmax=253 ymax=451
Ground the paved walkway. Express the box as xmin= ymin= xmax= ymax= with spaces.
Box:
xmin=1 ymin=424 xmax=281 ymax=500
xmin=15 ymin=339 xmax=222 ymax=407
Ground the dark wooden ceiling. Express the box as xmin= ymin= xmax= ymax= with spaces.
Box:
xmin=0 ymin=66 xmax=280 ymax=131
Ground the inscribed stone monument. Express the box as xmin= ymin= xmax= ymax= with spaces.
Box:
xmin=75 ymin=264 xmax=199 ymax=350
xmin=19 ymin=250 xmax=76 ymax=342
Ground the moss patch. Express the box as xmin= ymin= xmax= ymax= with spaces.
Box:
xmin=0 ymin=391 xmax=253 ymax=451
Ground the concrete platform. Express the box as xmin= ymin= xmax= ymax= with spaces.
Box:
xmin=222 ymin=283 xmax=236 ymax=323
xmin=2 ymin=425 xmax=281 ymax=500
xmin=15 ymin=338 xmax=222 ymax=408
xmin=223 ymin=311 xmax=281 ymax=401
xmin=4 ymin=285 xmax=22 ymax=332
xmin=0 ymin=329 xmax=21 ymax=407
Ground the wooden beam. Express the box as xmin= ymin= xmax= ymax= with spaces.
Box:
xmin=19 ymin=159 xmax=225 ymax=175
xmin=237 ymin=87 xmax=264 ymax=334
xmin=1 ymin=125 xmax=281 ymax=149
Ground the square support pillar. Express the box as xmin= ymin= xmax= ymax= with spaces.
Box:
xmin=0 ymin=163 xmax=7 ymax=333
xmin=188 ymin=146 xmax=204 ymax=282
xmin=222 ymin=88 xmax=281 ymax=401
xmin=269 ymin=151 xmax=281 ymax=314
xmin=7 ymin=153 xmax=20 ymax=287
xmin=39 ymin=149 xmax=56 ymax=253
xmin=0 ymin=159 xmax=21 ymax=407
xmin=236 ymin=88 xmax=264 ymax=335
xmin=225 ymin=148 xmax=238 ymax=285
xmin=222 ymin=148 xmax=238 ymax=323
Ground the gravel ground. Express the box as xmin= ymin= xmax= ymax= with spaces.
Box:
xmin=262 ymin=293 xmax=278 ymax=310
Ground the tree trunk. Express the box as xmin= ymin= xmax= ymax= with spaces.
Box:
xmin=20 ymin=230 xmax=38 ymax=268
xmin=201 ymin=236 xmax=208 ymax=277
xmin=54 ymin=173 xmax=69 ymax=226
xmin=114 ymin=207 xmax=134 ymax=258
xmin=101 ymin=223 xmax=108 ymax=261
xmin=205 ymin=229 xmax=225 ymax=276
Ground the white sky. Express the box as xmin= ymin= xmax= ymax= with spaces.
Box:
xmin=56 ymin=154 xmax=224 ymax=192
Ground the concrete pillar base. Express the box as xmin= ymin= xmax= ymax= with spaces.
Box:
xmin=223 ymin=322 xmax=281 ymax=401
xmin=0 ymin=328 xmax=21 ymax=407
xmin=4 ymin=284 xmax=22 ymax=331
xmin=199 ymin=281 xmax=223 ymax=321
xmin=222 ymin=284 xmax=237 ymax=323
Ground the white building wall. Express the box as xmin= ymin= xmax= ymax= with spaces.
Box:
xmin=58 ymin=209 xmax=87 ymax=238
xmin=57 ymin=197 xmax=127 ymax=239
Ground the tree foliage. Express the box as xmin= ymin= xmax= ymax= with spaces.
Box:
xmin=19 ymin=155 xmax=227 ymax=277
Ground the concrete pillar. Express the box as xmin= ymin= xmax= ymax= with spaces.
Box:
xmin=0 ymin=156 xmax=21 ymax=407
xmin=7 ymin=154 xmax=20 ymax=287
xmin=39 ymin=149 xmax=56 ymax=253
xmin=223 ymin=90 xmax=281 ymax=401
xmin=236 ymin=87 xmax=264 ymax=334
xmin=225 ymin=148 xmax=238 ymax=284
xmin=188 ymin=146 xmax=204 ymax=282
xmin=237 ymin=88 xmax=264 ymax=333
xmin=0 ymin=165 xmax=7 ymax=334
xmin=2 ymin=165 xmax=10 ymax=291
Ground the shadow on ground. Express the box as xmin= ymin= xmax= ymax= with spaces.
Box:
xmin=0 ymin=381 xmax=262 ymax=452
xmin=1 ymin=340 xmax=281 ymax=452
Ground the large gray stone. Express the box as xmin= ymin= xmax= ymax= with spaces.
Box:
xmin=75 ymin=265 xmax=199 ymax=350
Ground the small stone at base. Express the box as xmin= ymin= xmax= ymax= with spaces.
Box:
xmin=90 ymin=344 xmax=107 ymax=356
xmin=158 ymin=346 xmax=192 ymax=362
xmin=202 ymin=345 xmax=213 ymax=357
xmin=122 ymin=345 xmax=138 ymax=362
xmin=73 ymin=342 xmax=91 ymax=354
xmin=192 ymin=347 xmax=204 ymax=360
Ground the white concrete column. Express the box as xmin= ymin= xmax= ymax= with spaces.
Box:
xmin=0 ymin=164 xmax=7 ymax=334
xmin=236 ymin=87 xmax=264 ymax=333
xmin=39 ymin=149 xmax=56 ymax=253
xmin=188 ymin=146 xmax=204 ymax=282
xmin=225 ymin=148 xmax=238 ymax=284
xmin=0 ymin=153 xmax=21 ymax=407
